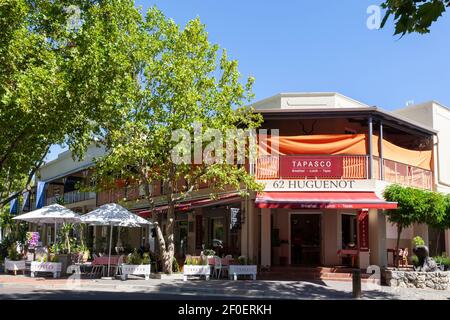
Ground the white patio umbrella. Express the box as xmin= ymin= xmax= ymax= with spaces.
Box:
xmin=80 ymin=203 xmax=151 ymax=278
xmin=13 ymin=204 xmax=81 ymax=244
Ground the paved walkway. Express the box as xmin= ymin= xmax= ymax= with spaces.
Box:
xmin=1 ymin=275 xmax=450 ymax=300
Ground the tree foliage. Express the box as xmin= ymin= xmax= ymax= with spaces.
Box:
xmin=0 ymin=0 xmax=142 ymax=206
xmin=381 ymin=0 xmax=450 ymax=35
xmin=384 ymin=184 xmax=447 ymax=262
xmin=92 ymin=7 xmax=263 ymax=273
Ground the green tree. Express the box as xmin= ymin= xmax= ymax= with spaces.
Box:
xmin=427 ymin=194 xmax=450 ymax=255
xmin=0 ymin=0 xmax=143 ymax=207
xmin=92 ymin=7 xmax=263 ymax=274
xmin=383 ymin=184 xmax=429 ymax=264
xmin=381 ymin=0 xmax=450 ymax=35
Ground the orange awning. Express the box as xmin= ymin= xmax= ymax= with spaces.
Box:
xmin=255 ymin=192 xmax=397 ymax=210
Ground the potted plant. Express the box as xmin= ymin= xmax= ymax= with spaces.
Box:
xmin=229 ymin=256 xmax=257 ymax=280
xmin=31 ymin=253 xmax=62 ymax=278
xmin=121 ymin=250 xmax=151 ymax=280
xmin=4 ymin=244 xmax=26 ymax=275
xmin=183 ymin=255 xmax=211 ymax=281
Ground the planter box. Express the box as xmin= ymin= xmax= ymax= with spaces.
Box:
xmin=121 ymin=264 xmax=151 ymax=280
xmin=183 ymin=265 xmax=211 ymax=281
xmin=30 ymin=262 xmax=62 ymax=278
xmin=229 ymin=265 xmax=257 ymax=280
xmin=4 ymin=259 xmax=26 ymax=275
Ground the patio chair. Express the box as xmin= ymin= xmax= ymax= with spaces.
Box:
xmin=212 ymin=256 xmax=225 ymax=279
xmin=111 ymin=255 xmax=125 ymax=276
xmin=89 ymin=254 xmax=104 ymax=278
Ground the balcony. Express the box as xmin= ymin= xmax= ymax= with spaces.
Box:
xmin=46 ymin=190 xmax=96 ymax=205
xmin=255 ymin=155 xmax=432 ymax=190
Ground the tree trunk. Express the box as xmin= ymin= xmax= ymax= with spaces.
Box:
xmin=435 ymin=230 xmax=441 ymax=256
xmin=395 ymin=225 xmax=402 ymax=268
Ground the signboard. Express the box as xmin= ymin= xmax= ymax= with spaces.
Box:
xmin=230 ymin=208 xmax=241 ymax=230
xmin=280 ymin=156 xmax=343 ymax=178
xmin=358 ymin=210 xmax=369 ymax=251
xmin=258 ymin=179 xmax=377 ymax=192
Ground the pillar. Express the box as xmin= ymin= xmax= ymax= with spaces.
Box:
xmin=248 ymin=199 xmax=257 ymax=263
xmin=240 ymin=198 xmax=248 ymax=258
xmin=261 ymin=208 xmax=271 ymax=267
xmin=322 ymin=211 xmax=340 ymax=266
xmin=368 ymin=209 xmax=387 ymax=267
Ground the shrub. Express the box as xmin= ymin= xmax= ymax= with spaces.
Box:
xmin=127 ymin=249 xmax=142 ymax=265
xmin=142 ymin=253 xmax=150 ymax=265
xmin=172 ymin=257 xmax=180 ymax=272
xmin=203 ymin=249 xmax=215 ymax=256
xmin=412 ymin=236 xmax=425 ymax=247
xmin=7 ymin=245 xmax=21 ymax=261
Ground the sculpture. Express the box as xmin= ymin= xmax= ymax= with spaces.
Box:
xmin=413 ymin=245 xmax=438 ymax=272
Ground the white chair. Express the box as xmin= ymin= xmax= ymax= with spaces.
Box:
xmin=90 ymin=254 xmax=104 ymax=278
xmin=112 ymin=255 xmax=124 ymax=276
xmin=213 ymin=256 xmax=224 ymax=279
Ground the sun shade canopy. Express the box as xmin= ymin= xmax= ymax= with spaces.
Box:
xmin=255 ymin=192 xmax=397 ymax=210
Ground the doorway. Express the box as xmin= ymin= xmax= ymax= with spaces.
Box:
xmin=290 ymin=214 xmax=321 ymax=265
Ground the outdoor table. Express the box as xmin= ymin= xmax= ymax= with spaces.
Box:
xmin=337 ymin=249 xmax=358 ymax=267
xmin=93 ymin=256 xmax=120 ymax=266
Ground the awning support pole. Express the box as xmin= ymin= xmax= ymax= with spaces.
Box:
xmin=368 ymin=116 xmax=373 ymax=179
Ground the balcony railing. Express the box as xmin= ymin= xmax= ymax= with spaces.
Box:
xmin=46 ymin=190 xmax=96 ymax=205
xmin=255 ymin=155 xmax=433 ymax=190
xmin=255 ymin=155 xmax=369 ymax=180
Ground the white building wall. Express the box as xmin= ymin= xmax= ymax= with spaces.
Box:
xmin=38 ymin=144 xmax=106 ymax=182
xmin=252 ymin=92 xmax=369 ymax=110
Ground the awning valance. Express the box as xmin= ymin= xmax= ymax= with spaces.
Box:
xmin=137 ymin=194 xmax=242 ymax=218
xmin=255 ymin=192 xmax=397 ymax=210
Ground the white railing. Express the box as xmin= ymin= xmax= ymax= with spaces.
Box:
xmin=46 ymin=191 xmax=96 ymax=205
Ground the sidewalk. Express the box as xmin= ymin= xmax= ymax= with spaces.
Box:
xmin=1 ymin=275 xmax=450 ymax=300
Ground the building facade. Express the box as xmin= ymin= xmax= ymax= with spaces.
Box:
xmin=22 ymin=92 xmax=449 ymax=270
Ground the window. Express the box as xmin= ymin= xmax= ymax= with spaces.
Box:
xmin=210 ymin=218 xmax=225 ymax=249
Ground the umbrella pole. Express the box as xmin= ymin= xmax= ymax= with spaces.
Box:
xmin=107 ymin=223 xmax=113 ymax=277
xmin=54 ymin=221 xmax=57 ymax=245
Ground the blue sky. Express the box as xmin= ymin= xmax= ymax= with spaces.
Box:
xmin=46 ymin=0 xmax=450 ymax=162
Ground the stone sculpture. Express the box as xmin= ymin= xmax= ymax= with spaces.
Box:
xmin=413 ymin=245 xmax=438 ymax=272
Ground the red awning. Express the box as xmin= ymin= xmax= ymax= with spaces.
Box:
xmin=255 ymin=192 xmax=397 ymax=210
xmin=137 ymin=194 xmax=242 ymax=218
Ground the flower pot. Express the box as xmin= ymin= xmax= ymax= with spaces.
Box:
xmin=4 ymin=258 xmax=26 ymax=275
xmin=183 ymin=265 xmax=211 ymax=281
xmin=31 ymin=261 xmax=62 ymax=278
xmin=121 ymin=264 xmax=151 ymax=280
xmin=228 ymin=265 xmax=257 ymax=280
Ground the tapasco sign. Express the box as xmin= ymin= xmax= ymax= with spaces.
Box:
xmin=280 ymin=156 xmax=343 ymax=178
xmin=259 ymin=179 xmax=376 ymax=192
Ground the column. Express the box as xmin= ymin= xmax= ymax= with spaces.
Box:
xmin=240 ymin=199 xmax=249 ymax=258
xmin=261 ymin=208 xmax=271 ymax=267
xmin=322 ymin=211 xmax=340 ymax=266
xmin=368 ymin=209 xmax=387 ymax=267
xmin=248 ymin=199 xmax=256 ymax=263
xmin=368 ymin=116 xmax=374 ymax=179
